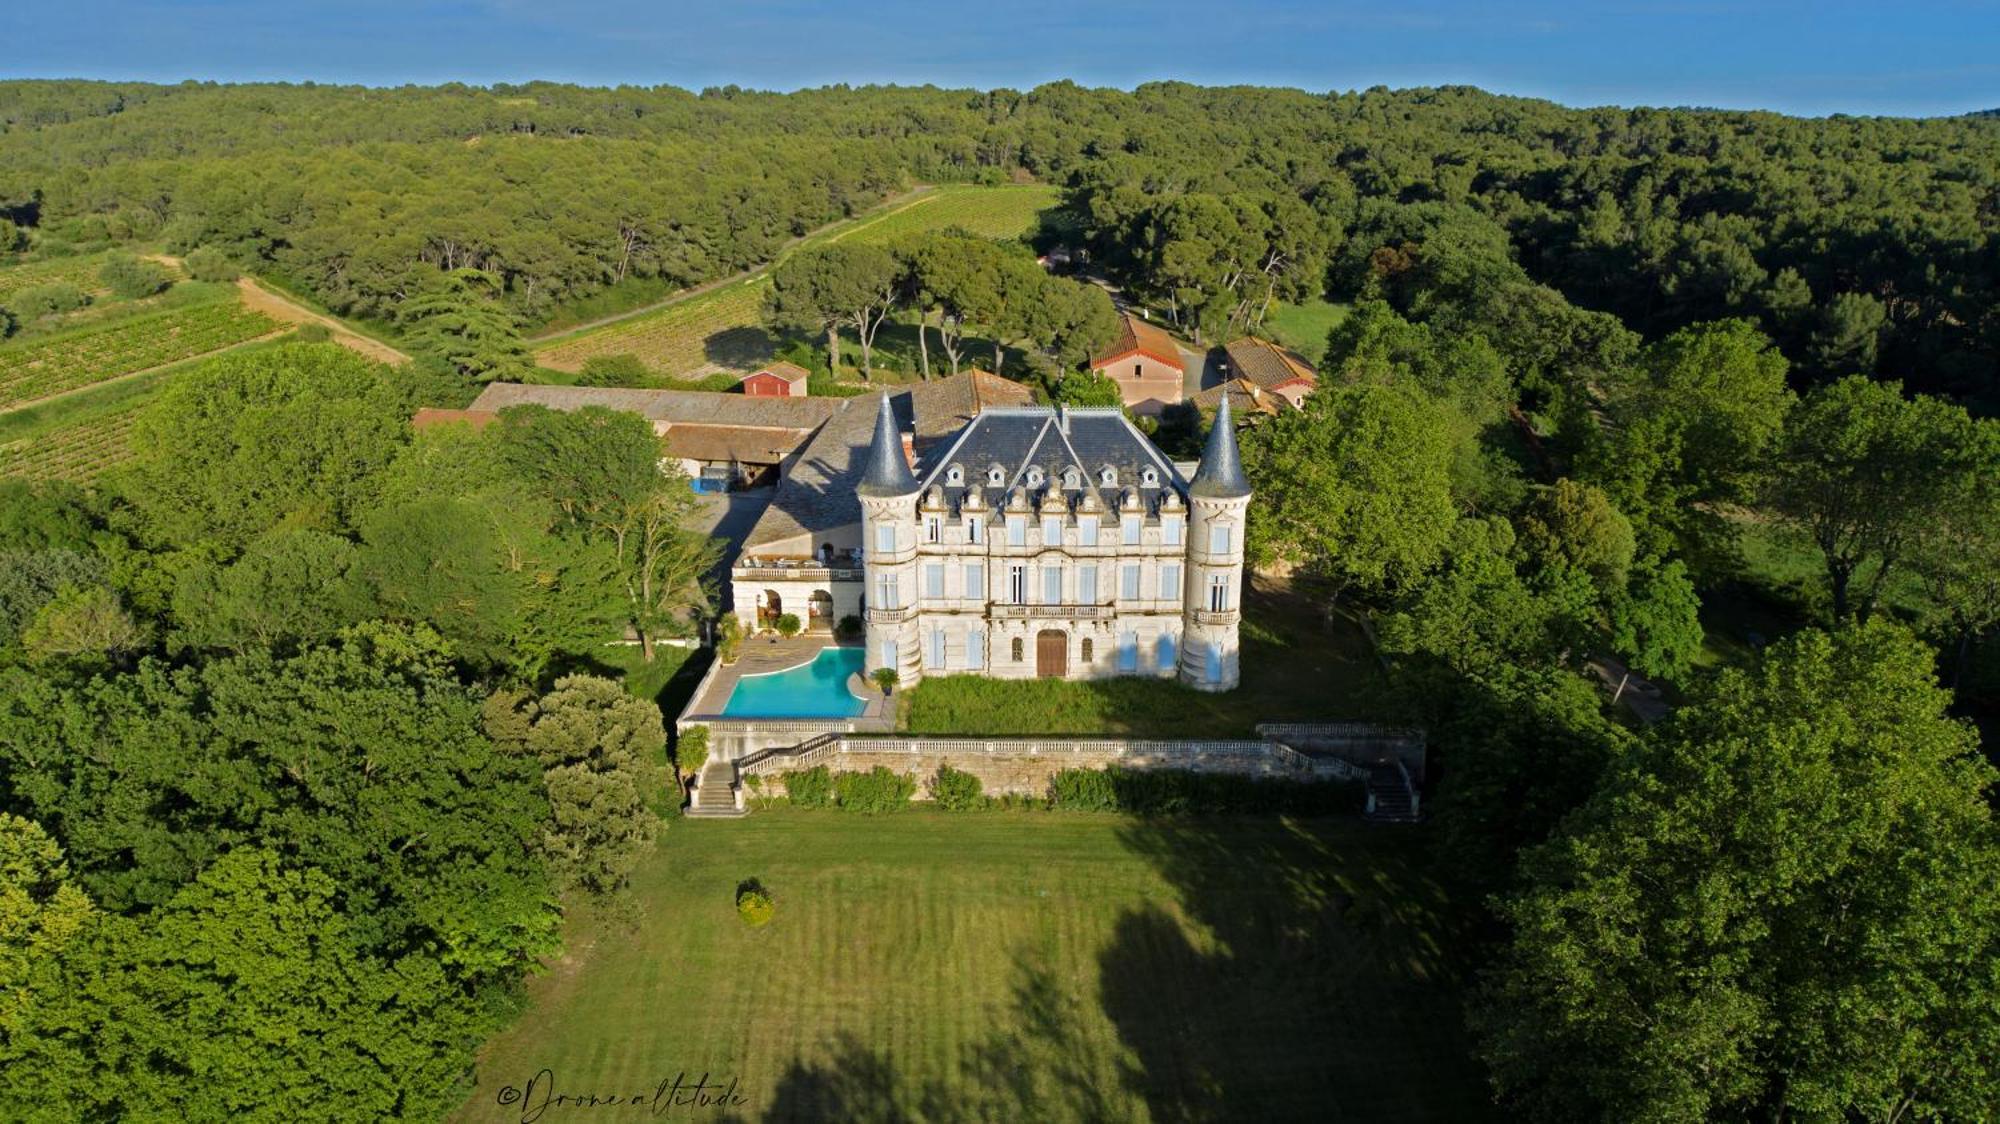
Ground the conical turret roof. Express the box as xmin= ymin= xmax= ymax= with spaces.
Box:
xmin=1188 ymin=395 xmax=1251 ymax=499
xmin=855 ymin=393 xmax=918 ymax=497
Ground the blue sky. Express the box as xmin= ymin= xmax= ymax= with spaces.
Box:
xmin=10 ymin=1 xmax=1999 ymax=117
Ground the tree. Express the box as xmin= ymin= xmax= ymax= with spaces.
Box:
xmin=673 ymin=724 xmax=710 ymax=800
xmin=170 ymin=528 xmax=361 ymax=654
xmin=1606 ymin=556 xmax=1704 ymax=696
xmin=486 ymin=677 xmax=664 ymax=895
xmin=20 ymin=584 xmax=141 ymax=669
xmin=871 ymin=667 xmax=899 ymax=696
xmin=1476 ymin=623 xmax=2000 ymax=1122
xmin=0 ymin=623 xmax=560 ymax=981
xmin=0 ymin=815 xmax=95 ymax=1038
xmin=775 ymin=612 xmax=802 ymax=639
xmin=123 ymin=343 xmax=407 ymax=551
xmin=1243 ymin=381 xmax=1459 ymax=605
xmin=1515 ymin=478 xmax=1636 ymax=594
xmin=576 ymin=353 xmax=652 ymax=387
xmin=1050 ymin=369 xmax=1125 ymax=408
xmin=1766 ymin=376 xmax=1987 ymax=622
xmin=496 ymin=405 xmax=719 ymax=662
xmin=1807 ymin=291 xmax=1886 ymax=378
xmin=97 ymin=256 xmax=172 ymax=299
xmin=397 ymin=268 xmax=533 ymax=383
xmin=1908 ymin=423 xmax=2000 ymax=683
xmin=768 ymin=243 xmax=901 ymax=381
xmin=1591 ymin=319 xmax=1792 ymax=565
xmin=904 ymin=232 xmax=1004 ymax=377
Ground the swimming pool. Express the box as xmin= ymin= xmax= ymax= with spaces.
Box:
xmin=720 ymin=647 xmax=869 ymax=718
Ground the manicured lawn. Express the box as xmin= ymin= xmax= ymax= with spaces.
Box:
xmin=902 ymin=579 xmax=1389 ymax=736
xmin=453 ymin=810 xmax=1492 ymax=1122
xmin=1263 ymin=299 xmax=1351 ymax=365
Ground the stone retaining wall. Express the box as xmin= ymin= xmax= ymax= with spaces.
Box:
xmin=735 ymin=735 xmax=1365 ymax=799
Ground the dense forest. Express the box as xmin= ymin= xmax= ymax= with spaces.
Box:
xmin=2 ymin=79 xmax=1997 ymax=1121
xmin=3 ymin=79 xmax=1998 ymax=410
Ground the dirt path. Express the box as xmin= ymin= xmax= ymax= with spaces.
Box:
xmin=528 ymin=186 xmax=939 ymax=346
xmin=234 ymin=277 xmax=410 ymax=365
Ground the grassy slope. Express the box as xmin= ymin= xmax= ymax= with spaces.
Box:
xmin=533 ymin=186 xmax=1061 ymax=378
xmin=454 ymin=810 xmax=1490 ymax=1123
xmin=902 ymin=580 xmax=1388 ymax=737
xmin=1262 ymin=299 xmax=1351 ymax=365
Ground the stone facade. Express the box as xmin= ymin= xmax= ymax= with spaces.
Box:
xmin=858 ymin=401 xmax=1249 ymax=692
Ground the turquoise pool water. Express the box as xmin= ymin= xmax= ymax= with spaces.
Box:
xmin=721 ymin=647 xmax=868 ymax=718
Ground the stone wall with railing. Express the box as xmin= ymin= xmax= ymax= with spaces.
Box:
xmin=727 ymin=732 xmax=1367 ymax=797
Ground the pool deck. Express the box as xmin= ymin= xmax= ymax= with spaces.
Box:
xmin=682 ymin=639 xmax=894 ymax=726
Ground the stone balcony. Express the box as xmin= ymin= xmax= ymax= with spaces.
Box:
xmin=987 ymin=603 xmax=1116 ymax=621
xmin=1190 ymin=608 xmax=1239 ymax=626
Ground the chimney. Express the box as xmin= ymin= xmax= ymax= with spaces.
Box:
xmin=901 ymin=431 xmax=916 ymax=469
xmin=1057 ymin=403 xmax=1069 ymax=434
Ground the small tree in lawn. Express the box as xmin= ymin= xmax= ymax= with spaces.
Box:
xmin=871 ymin=667 xmax=899 ymax=697
xmin=716 ymin=614 xmax=744 ymax=664
xmin=775 ymin=612 xmax=802 ymax=640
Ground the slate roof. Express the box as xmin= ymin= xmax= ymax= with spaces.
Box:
xmin=857 ymin=394 xmax=920 ymax=497
xmin=1223 ymin=337 xmax=1317 ymax=391
xmin=1188 ymin=396 xmax=1252 ymax=499
xmin=919 ymin=405 xmax=1187 ymax=515
xmin=467 ymin=383 xmax=840 ymax=429
xmin=740 ymin=370 xmax=1033 ymax=552
xmin=1093 ymin=313 xmax=1187 ymax=371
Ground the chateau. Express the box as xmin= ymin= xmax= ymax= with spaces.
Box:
xmin=850 ymin=392 xmax=1251 ymax=691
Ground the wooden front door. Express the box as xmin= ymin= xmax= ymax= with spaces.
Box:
xmin=1036 ymin=630 xmax=1067 ymax=678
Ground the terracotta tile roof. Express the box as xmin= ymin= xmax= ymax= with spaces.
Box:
xmin=1222 ymin=337 xmax=1317 ymax=391
xmin=1190 ymin=377 xmax=1287 ymax=417
xmin=1092 ymin=313 xmax=1186 ymax=372
xmin=661 ymin=423 xmax=809 ymax=465
xmin=411 ymin=407 xmax=498 ymax=430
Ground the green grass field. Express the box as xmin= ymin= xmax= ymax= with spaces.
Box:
xmin=453 ymin=811 xmax=1490 ymax=1123
xmin=1262 ymin=299 xmax=1351 ymax=365
xmin=534 ymin=186 xmax=1064 ymax=378
xmin=903 ymin=580 xmax=1388 ymax=737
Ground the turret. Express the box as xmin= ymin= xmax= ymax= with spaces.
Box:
xmin=1179 ymin=397 xmax=1250 ymax=691
xmin=857 ymin=395 xmax=924 ymax=686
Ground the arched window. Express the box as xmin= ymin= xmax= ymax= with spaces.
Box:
xmin=1011 ymin=637 xmax=1024 ymax=662
xmin=1081 ymin=637 xmax=1094 ymax=663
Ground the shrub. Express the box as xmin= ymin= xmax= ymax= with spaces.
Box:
xmin=929 ymin=762 xmax=986 ymax=811
xmin=775 ymin=612 xmax=802 ymax=639
xmin=835 ymin=614 xmax=863 ymax=641
xmin=183 ymin=246 xmax=239 ymax=283
xmin=577 ymin=353 xmax=652 ymax=387
xmin=99 ymin=256 xmax=174 ymax=299
xmin=716 ymin=615 xmax=744 ymax=664
xmin=835 ymin=766 xmax=915 ymax=814
xmin=6 ymin=282 xmax=90 ymax=320
xmin=674 ymin=724 xmax=710 ymax=780
xmin=1048 ymin=767 xmax=1120 ymax=811
xmin=783 ymin=765 xmax=832 ymax=809
xmin=1046 ymin=766 xmax=1367 ymax=815
xmin=735 ymin=879 xmax=774 ymax=928
xmin=870 ymin=667 xmax=900 ymax=696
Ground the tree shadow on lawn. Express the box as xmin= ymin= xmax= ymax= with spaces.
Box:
xmin=732 ymin=817 xmax=1490 ymax=1123
xmin=740 ymin=951 xmax=1122 ymax=1123
xmin=1096 ymin=816 xmax=1495 ymax=1122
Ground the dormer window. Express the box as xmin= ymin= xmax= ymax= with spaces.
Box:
xmin=1061 ymin=467 xmax=1081 ymax=489
xmin=1025 ymin=467 xmax=1045 ymax=488
xmin=1099 ymin=466 xmax=1117 ymax=487
xmin=987 ymin=465 xmax=1006 ymax=487
xmin=946 ymin=465 xmax=964 ymax=486
xmin=1141 ymin=466 xmax=1159 ymax=488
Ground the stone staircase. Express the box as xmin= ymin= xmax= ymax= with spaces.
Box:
xmin=686 ymin=761 xmax=746 ymax=818
xmin=1364 ymin=764 xmax=1421 ymax=824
